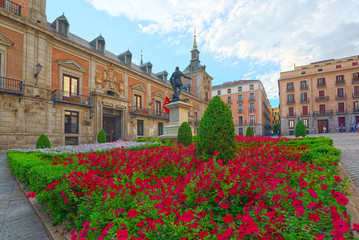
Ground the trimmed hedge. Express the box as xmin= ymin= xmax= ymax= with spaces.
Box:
xmin=295 ymin=120 xmax=306 ymax=137
xmin=36 ymin=134 xmax=51 ymax=149
xmin=177 ymin=122 xmax=192 ymax=146
xmin=246 ymin=126 xmax=253 ymax=137
xmin=97 ymin=129 xmax=106 ymax=143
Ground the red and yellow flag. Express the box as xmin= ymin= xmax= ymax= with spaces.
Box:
xmin=163 ymin=96 xmax=170 ymax=114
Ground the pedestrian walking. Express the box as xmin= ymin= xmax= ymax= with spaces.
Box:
xmin=322 ymin=126 xmax=326 ymax=133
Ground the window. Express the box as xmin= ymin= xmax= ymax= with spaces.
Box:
xmin=227 ymin=88 xmax=231 ymax=94
xmin=317 ymin=78 xmax=325 ymax=86
xmin=227 ymin=96 xmax=232 ymax=104
xmin=238 ymin=86 xmax=242 ymax=92
xmin=238 ymin=104 xmax=243 ymax=111
xmin=338 ymin=102 xmax=345 ymax=113
xmin=337 ymin=88 xmax=344 ymax=98
xmin=319 ymin=90 xmax=325 ymax=98
xmin=217 ymin=90 xmax=221 ymax=95
xmin=250 ymin=103 xmax=255 ymax=111
xmin=155 ymin=100 xmax=161 ymax=115
xmin=354 ymin=72 xmax=359 ymax=79
xmin=250 ymin=93 xmax=255 ymax=100
xmin=300 ymin=80 xmax=307 ymax=89
xmin=134 ymin=94 xmax=142 ymax=109
xmin=288 ymin=107 xmax=294 ymax=116
xmin=336 ymin=65 xmax=342 ymax=69
xmin=238 ymin=116 xmax=243 ymax=125
xmin=338 ymin=117 xmax=345 ymax=128
xmin=301 ymin=92 xmax=308 ymax=102
xmin=354 ymin=86 xmax=359 ymax=97
xmin=158 ymin=122 xmax=163 ymax=136
xmin=353 ymin=62 xmax=358 ymax=66
xmin=249 ymin=85 xmax=254 ymax=90
xmin=250 ymin=115 xmax=255 ymax=124
xmin=238 ymin=128 xmax=243 ymax=135
xmin=336 ymin=75 xmax=344 ymax=83
xmin=301 ymin=71 xmax=306 ymax=75
xmin=354 ymin=101 xmax=359 ymax=111
xmin=63 ymin=75 xmax=79 ymax=97
xmin=137 ymin=120 xmax=144 ymax=135
xmin=59 ymin=21 xmax=68 ymax=35
xmin=65 ymin=111 xmax=79 ymax=134
xmin=319 ymin=104 xmax=326 ymax=114
xmin=318 ymin=68 xmax=323 ymax=72
xmin=302 ymin=106 xmax=308 ymax=116
xmin=205 ymin=92 xmax=209 ymax=101
xmin=287 ymin=94 xmax=294 ymax=103
xmin=238 ymin=95 xmax=243 ymax=102
xmin=289 ymin=120 xmax=294 ymax=129
xmin=303 ymin=119 xmax=308 ymax=128
xmin=287 ymin=82 xmax=293 ymax=90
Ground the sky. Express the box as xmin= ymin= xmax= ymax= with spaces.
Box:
xmin=46 ymin=0 xmax=359 ymax=108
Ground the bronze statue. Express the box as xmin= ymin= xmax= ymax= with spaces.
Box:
xmin=170 ymin=66 xmax=191 ymax=101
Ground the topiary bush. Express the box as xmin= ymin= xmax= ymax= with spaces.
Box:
xmin=36 ymin=134 xmax=51 ymax=149
xmin=177 ymin=122 xmax=192 ymax=146
xmin=197 ymin=96 xmax=236 ymax=163
xmin=97 ymin=129 xmax=107 ymax=143
xmin=295 ymin=120 xmax=306 ymax=137
xmin=246 ymin=126 xmax=253 ymax=137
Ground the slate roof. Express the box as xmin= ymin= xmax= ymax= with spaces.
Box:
xmin=212 ymin=80 xmax=259 ymax=90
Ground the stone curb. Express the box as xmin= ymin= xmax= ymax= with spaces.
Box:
xmin=14 ymin=177 xmax=70 ymax=240
xmin=338 ymin=162 xmax=359 ymax=238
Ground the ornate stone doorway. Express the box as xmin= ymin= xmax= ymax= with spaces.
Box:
xmin=103 ymin=108 xmax=122 ymax=142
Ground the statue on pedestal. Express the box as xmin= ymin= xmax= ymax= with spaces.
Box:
xmin=170 ymin=66 xmax=191 ymax=102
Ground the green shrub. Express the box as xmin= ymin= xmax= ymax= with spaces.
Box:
xmin=197 ymin=96 xmax=236 ymax=163
xmin=36 ymin=134 xmax=51 ymax=149
xmin=295 ymin=120 xmax=306 ymax=137
xmin=177 ymin=122 xmax=192 ymax=146
xmin=246 ymin=126 xmax=253 ymax=137
xmin=97 ymin=129 xmax=106 ymax=143
xmin=134 ymin=137 xmax=161 ymax=144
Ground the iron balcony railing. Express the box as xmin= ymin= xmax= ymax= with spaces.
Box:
xmin=287 ymin=99 xmax=295 ymax=104
xmin=353 ymin=93 xmax=359 ymax=98
xmin=335 ymin=80 xmax=345 ymax=85
xmin=314 ymin=110 xmax=333 ymax=116
xmin=336 ymin=110 xmax=346 ymax=115
xmin=300 ymin=98 xmax=309 ymax=103
xmin=129 ymin=106 xmax=169 ymax=120
xmin=301 ymin=112 xmax=310 ymax=117
xmin=354 ymin=109 xmax=359 ymax=113
xmin=352 ymin=77 xmax=359 ymax=83
xmin=300 ymin=85 xmax=308 ymax=90
xmin=286 ymin=87 xmax=294 ymax=92
xmin=287 ymin=113 xmax=296 ymax=118
xmin=317 ymin=82 xmax=326 ymax=88
xmin=52 ymin=89 xmax=93 ymax=107
xmin=0 ymin=76 xmax=23 ymax=95
xmin=335 ymin=94 xmax=346 ymax=100
xmin=0 ymin=0 xmax=21 ymax=16
xmin=315 ymin=96 xmax=329 ymax=102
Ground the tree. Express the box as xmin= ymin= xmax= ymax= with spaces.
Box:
xmin=36 ymin=134 xmax=51 ymax=149
xmin=197 ymin=96 xmax=236 ymax=163
xmin=246 ymin=126 xmax=254 ymax=137
xmin=177 ymin=122 xmax=192 ymax=146
xmin=273 ymin=123 xmax=281 ymax=135
xmin=295 ymin=120 xmax=306 ymax=137
xmin=97 ymin=129 xmax=107 ymax=143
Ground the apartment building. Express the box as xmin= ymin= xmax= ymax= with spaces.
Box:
xmin=212 ymin=80 xmax=272 ymax=136
xmin=271 ymin=107 xmax=280 ymax=125
xmin=0 ymin=0 xmax=212 ymax=150
xmin=279 ymin=55 xmax=359 ymax=135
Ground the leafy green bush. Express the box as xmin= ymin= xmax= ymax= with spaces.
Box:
xmin=177 ymin=122 xmax=192 ymax=146
xmin=295 ymin=120 xmax=306 ymax=137
xmin=134 ymin=137 xmax=161 ymax=144
xmin=36 ymin=134 xmax=51 ymax=149
xmin=97 ymin=129 xmax=106 ymax=143
xmin=246 ymin=126 xmax=253 ymax=137
xmin=196 ymin=96 xmax=236 ymax=163
xmin=192 ymin=135 xmax=198 ymax=142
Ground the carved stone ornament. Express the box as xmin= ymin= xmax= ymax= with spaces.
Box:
xmin=95 ymin=68 xmax=102 ymax=84
xmin=204 ymin=76 xmax=210 ymax=91
xmin=0 ymin=95 xmax=17 ymax=111
xmin=105 ymin=64 xmax=116 ymax=82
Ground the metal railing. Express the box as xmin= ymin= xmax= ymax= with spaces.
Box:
xmin=287 ymin=113 xmax=296 ymax=118
xmin=129 ymin=106 xmax=169 ymax=120
xmin=353 ymin=93 xmax=359 ymax=98
xmin=52 ymin=89 xmax=93 ymax=107
xmin=335 ymin=94 xmax=346 ymax=100
xmin=352 ymin=77 xmax=359 ymax=83
xmin=301 ymin=112 xmax=310 ymax=117
xmin=317 ymin=83 xmax=326 ymax=87
xmin=300 ymin=85 xmax=308 ymax=90
xmin=314 ymin=110 xmax=333 ymax=116
xmin=0 ymin=76 xmax=23 ymax=94
xmin=287 ymin=99 xmax=295 ymax=104
xmin=300 ymin=98 xmax=309 ymax=103
xmin=335 ymin=80 xmax=345 ymax=85
xmin=315 ymin=96 xmax=329 ymax=102
xmin=336 ymin=110 xmax=346 ymax=114
xmin=286 ymin=87 xmax=294 ymax=92
xmin=0 ymin=0 xmax=21 ymax=16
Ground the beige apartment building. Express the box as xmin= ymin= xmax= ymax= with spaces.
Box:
xmin=279 ymin=55 xmax=359 ymax=135
xmin=212 ymin=80 xmax=272 ymax=136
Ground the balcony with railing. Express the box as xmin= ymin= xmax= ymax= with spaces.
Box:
xmin=336 ymin=110 xmax=346 ymax=115
xmin=300 ymin=85 xmax=308 ymax=90
xmin=352 ymin=77 xmax=359 ymax=83
xmin=335 ymin=94 xmax=346 ymax=100
xmin=287 ymin=113 xmax=296 ymax=118
xmin=227 ymin=100 xmax=232 ymax=104
xmin=237 ymin=99 xmax=243 ymax=103
xmin=335 ymin=80 xmax=345 ymax=85
xmin=52 ymin=90 xmax=93 ymax=108
xmin=300 ymin=98 xmax=309 ymax=103
xmin=249 ymin=108 xmax=255 ymax=112
xmin=0 ymin=0 xmax=21 ymax=16
xmin=286 ymin=87 xmax=294 ymax=92
xmin=354 ymin=108 xmax=359 ymax=113
xmin=353 ymin=93 xmax=359 ymax=98
xmin=287 ymin=99 xmax=295 ymax=104
xmin=238 ymin=109 xmax=243 ymax=113
xmin=237 ymin=122 xmax=243 ymax=126
xmin=314 ymin=110 xmax=333 ymax=116
xmin=315 ymin=96 xmax=329 ymax=102
xmin=317 ymin=82 xmax=326 ymax=88
xmin=0 ymin=76 xmax=23 ymax=95
xmin=301 ymin=112 xmax=310 ymax=117
xmin=129 ymin=106 xmax=169 ymax=120
xmin=249 ymin=97 xmax=255 ymax=101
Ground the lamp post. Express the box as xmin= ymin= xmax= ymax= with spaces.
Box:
xmin=34 ymin=63 xmax=42 ymax=78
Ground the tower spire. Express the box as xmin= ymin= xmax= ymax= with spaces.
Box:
xmin=193 ymin=29 xmax=197 ymax=49
xmin=191 ymin=29 xmax=200 ymax=61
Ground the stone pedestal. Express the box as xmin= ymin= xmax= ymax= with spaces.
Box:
xmin=160 ymin=101 xmax=192 ymax=139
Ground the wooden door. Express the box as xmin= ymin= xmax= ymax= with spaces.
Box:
xmin=318 ymin=120 xmax=328 ymax=133
xmin=103 ymin=117 xmax=116 ymax=142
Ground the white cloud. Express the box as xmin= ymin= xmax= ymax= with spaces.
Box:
xmin=87 ymin=0 xmax=359 ymax=99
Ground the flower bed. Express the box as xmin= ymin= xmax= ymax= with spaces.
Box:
xmin=8 ymin=137 xmax=359 ymax=239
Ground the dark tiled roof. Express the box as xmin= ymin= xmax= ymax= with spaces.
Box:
xmin=212 ymin=80 xmax=259 ymax=90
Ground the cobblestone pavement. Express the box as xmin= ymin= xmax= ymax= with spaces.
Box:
xmin=290 ymin=132 xmax=359 ymax=191
xmin=0 ymin=152 xmax=50 ymax=240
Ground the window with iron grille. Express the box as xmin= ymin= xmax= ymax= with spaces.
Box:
xmin=65 ymin=111 xmax=79 ymax=134
xmin=217 ymin=90 xmax=221 ymax=95
xmin=227 ymin=88 xmax=231 ymax=94
xmin=301 ymin=92 xmax=308 ymax=102
xmin=317 ymin=78 xmax=325 ymax=86
xmin=158 ymin=122 xmax=163 ymax=136
xmin=287 ymin=82 xmax=293 ymax=90
xmin=289 ymin=120 xmax=294 ymax=129
xmin=250 ymin=103 xmax=255 ymax=111
xmin=303 ymin=119 xmax=308 ymax=128
xmin=288 ymin=94 xmax=294 ymax=103
xmin=288 ymin=107 xmax=294 ymax=116
xmin=137 ymin=120 xmax=144 ymax=136
xmin=300 ymin=80 xmax=307 ymax=89
xmin=249 ymin=85 xmax=254 ymax=90
xmin=238 ymin=86 xmax=242 ymax=92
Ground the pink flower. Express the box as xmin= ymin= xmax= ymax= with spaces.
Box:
xmin=308 ymin=213 xmax=320 ymax=223
xmin=299 ymin=180 xmax=308 ymax=188
xmin=353 ymin=223 xmax=359 ymax=231
xmin=222 ymin=213 xmax=233 ymax=223
xmin=308 ymin=187 xmax=318 ymax=199
xmin=333 ymin=219 xmax=350 ymax=233
xmin=116 ymin=229 xmax=129 ymax=240
xmin=127 ymin=209 xmax=138 ymax=218
xmin=314 ymin=234 xmax=325 ymax=240
xmin=336 ymin=195 xmax=348 ymax=206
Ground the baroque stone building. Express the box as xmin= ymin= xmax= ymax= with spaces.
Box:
xmin=279 ymin=55 xmax=359 ymax=135
xmin=212 ymin=80 xmax=272 ymax=136
xmin=0 ymin=0 xmax=212 ymax=150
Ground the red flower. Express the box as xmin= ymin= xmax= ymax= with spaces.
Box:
xmin=214 ymin=197 xmax=220 ymax=203
xmin=199 ymin=230 xmax=208 ymax=239
xmin=308 ymin=187 xmax=318 ymax=199
xmin=64 ymin=197 xmax=68 ymax=204
xmin=220 ymin=202 xmax=229 ymax=209
xmin=308 ymin=213 xmax=320 ymax=223
xmin=314 ymin=234 xmax=325 ymax=240
xmin=291 ymin=199 xmax=303 ymax=209
xmin=179 ymin=194 xmax=187 ymax=202
xmin=26 ymin=192 xmax=36 ymax=198
xmin=334 ymin=176 xmax=342 ymax=182
xmin=353 ymin=223 xmax=359 ymax=231
xmin=222 ymin=213 xmax=233 ymax=223
xmin=214 ymin=182 xmax=221 ymax=190
xmin=299 ymin=180 xmax=308 ymax=188
xmin=116 ymin=229 xmax=129 ymax=240
xmin=321 ymin=184 xmax=328 ymax=190
xmin=333 ymin=219 xmax=350 ymax=233
xmin=335 ymin=195 xmax=348 ymax=206
xmin=127 ymin=209 xmax=138 ymax=218
xmin=181 ymin=211 xmax=195 ymax=223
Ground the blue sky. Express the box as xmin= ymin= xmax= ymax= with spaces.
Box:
xmin=46 ymin=0 xmax=359 ymax=108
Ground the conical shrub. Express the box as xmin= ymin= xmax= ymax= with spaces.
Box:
xmin=295 ymin=120 xmax=306 ymax=137
xmin=197 ymin=96 xmax=236 ymax=163
xmin=246 ymin=126 xmax=253 ymax=137
xmin=36 ymin=134 xmax=51 ymax=149
xmin=97 ymin=129 xmax=107 ymax=143
xmin=177 ymin=122 xmax=192 ymax=146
